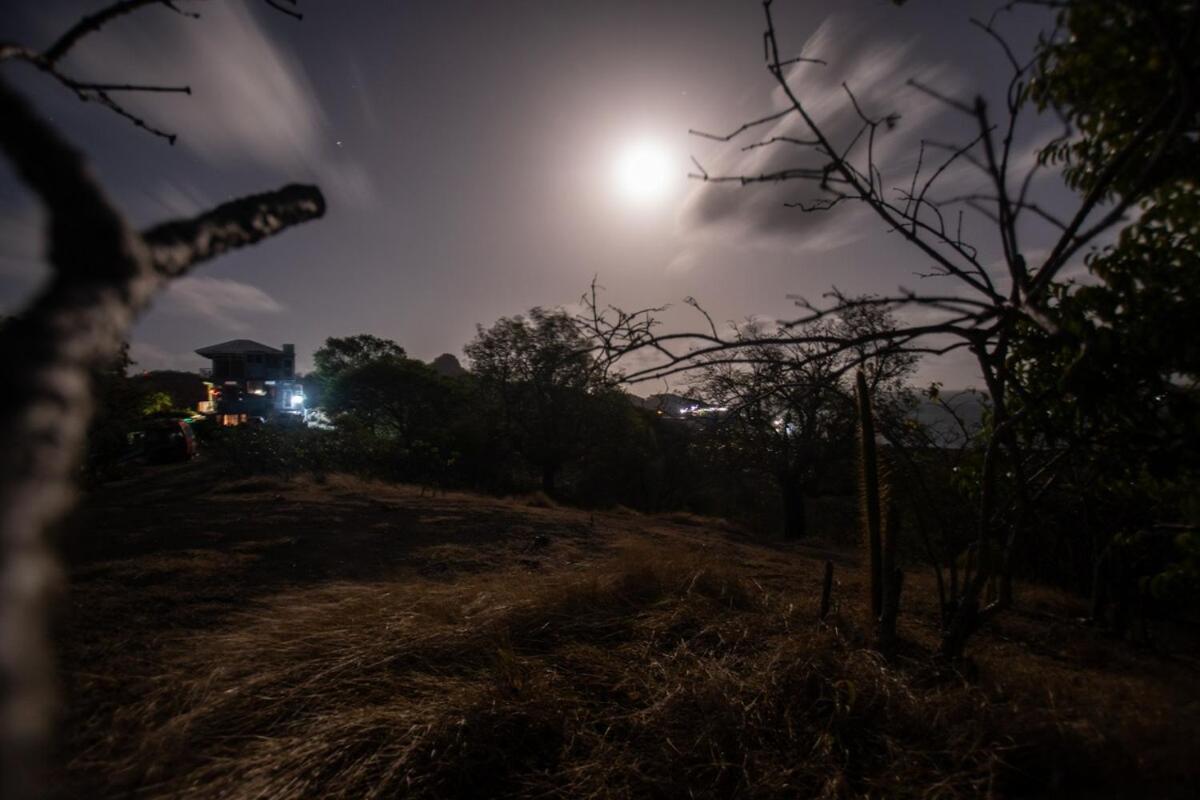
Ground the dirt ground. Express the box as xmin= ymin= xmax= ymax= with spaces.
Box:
xmin=49 ymin=460 xmax=1200 ymax=798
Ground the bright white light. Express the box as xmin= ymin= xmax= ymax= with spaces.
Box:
xmin=289 ymin=393 xmax=304 ymax=408
xmin=614 ymin=139 xmax=675 ymax=204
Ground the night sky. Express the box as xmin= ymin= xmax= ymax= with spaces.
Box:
xmin=0 ymin=0 xmax=1068 ymax=386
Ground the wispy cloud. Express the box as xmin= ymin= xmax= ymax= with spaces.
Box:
xmin=677 ymin=15 xmax=968 ymax=253
xmin=128 ymin=340 xmax=213 ymax=373
xmin=65 ymin=0 xmax=373 ymax=207
xmin=665 ymin=250 xmax=700 ymax=275
xmin=163 ymin=276 xmax=284 ymax=332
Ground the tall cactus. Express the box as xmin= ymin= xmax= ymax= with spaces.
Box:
xmin=883 ymin=486 xmax=900 ymax=602
xmin=879 ymin=492 xmax=904 ymax=657
xmin=856 ymin=370 xmax=903 ymax=656
xmin=856 ymin=370 xmax=883 ymax=618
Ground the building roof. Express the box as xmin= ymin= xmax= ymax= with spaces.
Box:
xmin=195 ymin=339 xmax=284 ymax=357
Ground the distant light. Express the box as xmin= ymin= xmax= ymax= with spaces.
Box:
xmin=678 ymin=404 xmax=727 ymax=417
xmin=614 ymin=139 xmax=674 ymax=205
xmin=289 ymin=393 xmax=304 ymax=408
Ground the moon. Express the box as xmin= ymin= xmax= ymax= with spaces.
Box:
xmin=613 ymin=139 xmax=675 ymax=205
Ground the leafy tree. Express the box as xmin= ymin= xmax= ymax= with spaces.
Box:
xmin=1001 ymin=0 xmax=1200 ymax=626
xmin=131 ymin=370 xmax=208 ymax=411
xmin=1032 ymin=0 xmax=1199 ymax=203
xmin=311 ymin=336 xmax=477 ymax=485
xmin=313 ymin=335 xmax=406 ymax=383
xmin=465 ymin=308 xmax=608 ymax=495
xmin=140 ymin=392 xmax=175 ymax=416
xmin=326 ymin=357 xmax=445 ymax=437
xmin=694 ymin=303 xmax=915 ymax=539
xmin=1028 ymin=0 xmax=1199 ymax=439
xmin=571 ymin=389 xmax=660 ymax=507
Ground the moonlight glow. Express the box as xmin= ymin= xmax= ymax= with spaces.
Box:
xmin=613 ymin=139 xmax=674 ymax=204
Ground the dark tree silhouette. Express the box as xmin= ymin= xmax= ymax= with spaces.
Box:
xmin=691 ymin=303 xmax=915 ymax=540
xmin=313 ymin=335 xmax=408 ymax=384
xmin=466 ymin=308 xmax=610 ymax=495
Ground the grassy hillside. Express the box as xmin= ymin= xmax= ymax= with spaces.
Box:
xmin=51 ymin=463 xmax=1199 ymax=798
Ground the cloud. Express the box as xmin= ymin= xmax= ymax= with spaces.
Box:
xmin=665 ymin=249 xmax=700 ymax=275
xmin=64 ymin=0 xmax=374 ymax=206
xmin=128 ymin=340 xmax=209 ymax=373
xmin=677 ymin=15 xmax=968 ymax=253
xmin=127 ymin=340 xmax=185 ymax=371
xmin=139 ymin=178 xmax=211 ymax=220
xmin=163 ymin=276 xmax=284 ymax=331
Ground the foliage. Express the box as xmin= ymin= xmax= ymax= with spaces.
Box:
xmin=692 ymin=303 xmax=916 ymax=539
xmin=204 ymin=424 xmax=375 ymax=481
xmin=465 ymin=307 xmax=610 ymax=495
xmin=1032 ymin=0 xmax=1199 ymax=202
xmin=572 ymin=391 xmax=660 ymax=507
xmin=1028 ymin=0 xmax=1200 ymax=463
xmin=140 ymin=392 xmax=174 ymax=417
xmin=131 ymin=370 xmax=208 ymax=411
xmin=1027 ymin=0 xmax=1200 ymax=465
xmin=326 ymin=356 xmax=458 ymax=445
xmin=312 ymin=334 xmax=406 ymax=383
xmin=999 ymin=0 xmax=1200 ymax=624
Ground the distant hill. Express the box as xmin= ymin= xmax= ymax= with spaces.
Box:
xmin=430 ymin=353 xmax=467 ymax=378
xmin=911 ymin=389 xmax=989 ymax=445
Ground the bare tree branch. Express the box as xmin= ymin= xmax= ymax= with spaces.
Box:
xmin=145 ymin=183 xmax=325 ymax=275
xmin=264 ymin=0 xmax=303 ymax=21
xmin=689 ymin=108 xmax=794 ymax=143
xmin=3 ymin=0 xmax=311 ymax=144
xmin=43 ymin=0 xmax=165 ymax=65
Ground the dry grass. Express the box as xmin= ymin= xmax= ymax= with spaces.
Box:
xmin=512 ymin=490 xmax=560 ymax=509
xmin=51 ymin=466 xmax=1200 ymax=799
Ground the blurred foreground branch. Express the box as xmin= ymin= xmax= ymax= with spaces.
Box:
xmin=0 ymin=70 xmax=323 ymax=798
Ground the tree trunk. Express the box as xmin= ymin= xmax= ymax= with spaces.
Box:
xmin=856 ymin=371 xmax=883 ymax=618
xmin=940 ymin=593 xmax=980 ymax=660
xmin=541 ymin=462 xmax=559 ymax=496
xmin=999 ymin=570 xmax=1014 ymax=607
xmin=781 ymin=478 xmax=807 ymax=539
xmin=819 ymin=560 xmax=834 ymax=620
xmin=1090 ymin=543 xmax=1111 ymax=624
xmin=939 ymin=380 xmax=1004 ymax=659
xmin=879 ymin=567 xmax=904 ymax=658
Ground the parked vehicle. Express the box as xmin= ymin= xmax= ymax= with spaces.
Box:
xmin=132 ymin=419 xmax=197 ymax=464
